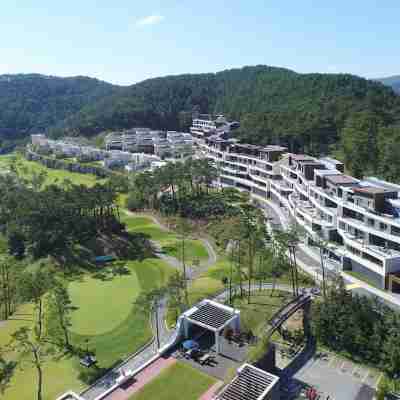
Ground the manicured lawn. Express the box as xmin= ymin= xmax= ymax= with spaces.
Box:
xmin=129 ymin=362 xmax=216 ymax=400
xmin=122 ymin=214 xmax=209 ymax=263
xmin=0 ymin=153 xmax=103 ymax=186
xmin=69 ymin=264 xmax=141 ymax=335
xmin=71 ymin=258 xmax=174 ymax=367
xmin=0 ymin=258 xmax=173 ymax=400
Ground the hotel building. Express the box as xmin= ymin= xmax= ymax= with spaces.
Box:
xmin=199 ymin=135 xmax=400 ymax=292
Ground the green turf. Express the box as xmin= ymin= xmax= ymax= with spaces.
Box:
xmin=0 ymin=258 xmax=173 ymax=400
xmin=122 ymin=214 xmax=209 ymax=263
xmin=69 ymin=265 xmax=141 ymax=335
xmin=129 ymin=362 xmax=216 ymax=400
xmin=0 ymin=153 xmax=103 ymax=187
xmin=71 ymin=258 xmax=173 ymax=367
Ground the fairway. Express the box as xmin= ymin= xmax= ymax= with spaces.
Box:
xmin=122 ymin=214 xmax=209 ymax=263
xmin=129 ymin=362 xmax=216 ymax=400
xmin=69 ymin=266 xmax=141 ymax=336
xmin=0 ymin=153 xmax=102 ymax=186
xmin=0 ymin=258 xmax=173 ymax=400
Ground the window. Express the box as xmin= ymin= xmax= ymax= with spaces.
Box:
xmin=368 ymin=218 xmax=375 ymax=227
xmin=380 ymin=222 xmax=388 ymax=231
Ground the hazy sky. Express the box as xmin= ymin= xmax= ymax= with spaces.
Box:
xmin=1 ymin=0 xmax=399 ymax=85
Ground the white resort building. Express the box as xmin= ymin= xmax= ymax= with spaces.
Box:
xmin=198 ymin=134 xmax=400 ymax=292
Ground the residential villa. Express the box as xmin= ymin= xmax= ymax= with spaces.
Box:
xmin=190 ymin=114 xmax=240 ymax=139
xmin=198 ymin=134 xmax=400 ymax=292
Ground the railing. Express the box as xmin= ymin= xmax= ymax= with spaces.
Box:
xmin=266 ymin=294 xmax=312 ymax=338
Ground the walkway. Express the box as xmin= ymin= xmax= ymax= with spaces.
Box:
xmin=103 ymin=357 xmax=177 ymax=400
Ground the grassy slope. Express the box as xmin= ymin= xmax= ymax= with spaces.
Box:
xmin=129 ymin=362 xmax=216 ymax=400
xmin=122 ymin=214 xmax=209 ymax=263
xmin=0 ymin=153 xmax=103 ymax=186
xmin=69 ymin=263 xmax=141 ymax=336
xmin=1 ymin=258 xmax=173 ymax=400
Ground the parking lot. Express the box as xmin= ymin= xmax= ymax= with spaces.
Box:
xmin=288 ymin=352 xmax=381 ymax=400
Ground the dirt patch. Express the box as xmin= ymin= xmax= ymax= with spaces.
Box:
xmin=282 ymin=309 xmax=303 ymax=331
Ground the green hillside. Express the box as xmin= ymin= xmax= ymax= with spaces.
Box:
xmin=0 ymin=73 xmax=117 ymax=140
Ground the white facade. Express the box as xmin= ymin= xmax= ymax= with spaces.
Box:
xmin=200 ymin=135 xmax=400 ymax=291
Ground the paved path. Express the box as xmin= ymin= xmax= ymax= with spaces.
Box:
xmin=103 ymin=357 xmax=177 ymax=400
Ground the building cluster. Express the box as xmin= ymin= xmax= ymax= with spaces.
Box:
xmin=190 ymin=114 xmax=240 ymax=138
xmin=30 ymin=134 xmax=175 ymax=172
xmin=104 ymin=128 xmax=195 ymax=159
xmin=199 ymin=134 xmax=400 ymax=291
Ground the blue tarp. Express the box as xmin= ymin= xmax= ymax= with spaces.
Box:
xmin=95 ymin=255 xmax=114 ymax=263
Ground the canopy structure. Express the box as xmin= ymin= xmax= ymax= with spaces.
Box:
xmin=216 ymin=364 xmax=280 ymax=400
xmin=181 ymin=299 xmax=240 ymax=354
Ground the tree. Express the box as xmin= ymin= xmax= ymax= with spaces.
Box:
xmin=0 ymin=350 xmax=16 ymax=394
xmin=174 ymin=217 xmax=193 ymax=305
xmin=0 ymin=256 xmax=21 ymax=320
xmin=19 ymin=267 xmax=54 ymax=339
xmin=167 ymin=271 xmax=186 ymax=323
xmin=10 ymin=327 xmax=57 ymax=400
xmin=341 ymin=111 xmax=381 ymax=178
xmin=47 ymin=280 xmax=73 ymax=350
xmin=134 ymin=288 xmax=166 ymax=349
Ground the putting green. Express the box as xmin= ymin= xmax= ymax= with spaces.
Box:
xmin=70 ymin=267 xmax=141 ymax=336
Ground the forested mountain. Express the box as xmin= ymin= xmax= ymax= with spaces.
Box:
xmin=0 ymin=74 xmax=117 ymax=140
xmin=377 ymin=75 xmax=400 ymax=94
xmin=1 ymin=66 xmax=400 ymax=180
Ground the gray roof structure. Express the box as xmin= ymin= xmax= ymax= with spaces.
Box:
xmin=187 ymin=301 xmax=235 ymax=331
xmin=216 ymin=364 xmax=279 ymax=400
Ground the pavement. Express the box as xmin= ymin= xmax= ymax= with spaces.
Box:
xmin=286 ymin=352 xmax=380 ymax=400
xmin=102 ymin=357 xmax=177 ymax=400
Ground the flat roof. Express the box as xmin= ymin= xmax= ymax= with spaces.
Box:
xmin=186 ymin=300 xmax=237 ymax=331
xmin=233 ymin=143 xmax=286 ymax=153
xmin=314 ymin=169 xmax=342 ymax=177
xmin=216 ymin=364 xmax=279 ymax=400
xmin=325 ymin=174 xmax=359 ymax=185
xmin=298 ymin=161 xmax=324 ymax=166
xmin=320 ymin=157 xmax=344 ymax=165
xmin=353 ymin=186 xmax=387 ymax=195
xmin=290 ymin=154 xmax=315 ymax=161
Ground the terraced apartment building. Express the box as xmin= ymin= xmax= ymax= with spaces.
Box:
xmin=198 ymin=134 xmax=400 ymax=292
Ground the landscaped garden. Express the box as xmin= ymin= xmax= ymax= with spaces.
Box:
xmin=129 ymin=362 xmax=216 ymax=400
xmin=0 ymin=257 xmax=173 ymax=400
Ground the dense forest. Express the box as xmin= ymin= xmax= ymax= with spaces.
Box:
xmin=0 ymin=74 xmax=116 ymax=140
xmin=1 ymin=66 xmax=400 ymax=180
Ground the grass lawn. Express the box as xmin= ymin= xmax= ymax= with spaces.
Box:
xmin=0 ymin=258 xmax=173 ymax=400
xmin=129 ymin=362 xmax=216 ymax=400
xmin=0 ymin=153 xmax=103 ymax=187
xmin=122 ymin=214 xmax=209 ymax=263
xmin=69 ymin=265 xmax=141 ymax=336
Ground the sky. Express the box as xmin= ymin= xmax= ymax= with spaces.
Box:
xmin=1 ymin=0 xmax=399 ymax=85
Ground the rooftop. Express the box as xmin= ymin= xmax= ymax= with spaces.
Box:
xmin=186 ymin=300 xmax=238 ymax=331
xmin=353 ymin=186 xmax=388 ymax=195
xmin=216 ymin=364 xmax=279 ymax=400
xmin=325 ymin=174 xmax=359 ymax=185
